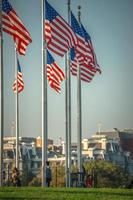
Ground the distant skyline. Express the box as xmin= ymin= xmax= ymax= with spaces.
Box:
xmin=3 ymin=0 xmax=133 ymax=144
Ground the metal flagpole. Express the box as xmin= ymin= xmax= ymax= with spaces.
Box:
xmin=15 ymin=48 xmax=19 ymax=169
xmin=66 ymin=0 xmax=71 ymax=187
xmin=41 ymin=0 xmax=47 ymax=187
xmin=65 ymin=51 xmax=71 ymax=187
xmin=68 ymin=0 xmax=72 ymax=187
xmin=0 ymin=0 xmax=4 ymax=187
xmin=77 ymin=6 xmax=82 ymax=183
xmin=65 ymin=54 xmax=69 ymax=187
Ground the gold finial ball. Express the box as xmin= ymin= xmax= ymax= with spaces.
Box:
xmin=78 ymin=5 xmax=81 ymax=10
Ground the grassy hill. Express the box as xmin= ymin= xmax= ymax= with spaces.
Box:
xmin=0 ymin=187 xmax=133 ymax=200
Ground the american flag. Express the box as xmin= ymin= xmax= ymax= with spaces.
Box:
xmin=81 ymin=24 xmax=101 ymax=73
xmin=13 ymin=59 xmax=24 ymax=93
xmin=47 ymin=50 xmax=65 ymax=93
xmin=70 ymin=47 xmax=97 ymax=83
xmin=70 ymin=12 xmax=101 ymax=82
xmin=45 ymin=0 xmax=77 ymax=57
xmin=2 ymin=0 xmax=32 ymax=55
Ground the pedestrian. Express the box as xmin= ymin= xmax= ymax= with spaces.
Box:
xmin=86 ymin=174 xmax=93 ymax=188
xmin=82 ymin=165 xmax=86 ymax=187
xmin=46 ymin=161 xmax=52 ymax=187
xmin=3 ymin=171 xmax=6 ymax=186
xmin=11 ymin=167 xmax=21 ymax=187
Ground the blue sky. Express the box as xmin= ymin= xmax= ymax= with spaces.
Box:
xmin=3 ymin=0 xmax=133 ymax=144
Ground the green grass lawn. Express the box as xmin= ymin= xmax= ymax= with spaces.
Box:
xmin=0 ymin=187 xmax=133 ymax=200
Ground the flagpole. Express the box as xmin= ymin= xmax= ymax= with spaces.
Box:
xmin=41 ymin=0 xmax=47 ymax=187
xmin=68 ymin=0 xmax=72 ymax=187
xmin=65 ymin=53 xmax=68 ymax=187
xmin=66 ymin=0 xmax=72 ymax=187
xmin=77 ymin=6 xmax=82 ymax=183
xmin=15 ymin=48 xmax=19 ymax=169
xmin=0 ymin=0 xmax=4 ymax=187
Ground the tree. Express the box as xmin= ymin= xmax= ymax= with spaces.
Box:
xmin=84 ymin=160 xmax=130 ymax=188
xmin=51 ymin=165 xmax=65 ymax=187
xmin=28 ymin=164 xmax=66 ymax=187
xmin=22 ymin=164 xmax=34 ymax=186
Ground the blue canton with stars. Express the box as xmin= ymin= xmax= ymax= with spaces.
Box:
xmin=17 ymin=59 xmax=22 ymax=73
xmin=81 ymin=24 xmax=91 ymax=42
xmin=45 ymin=0 xmax=58 ymax=22
xmin=47 ymin=50 xmax=54 ymax=65
xmin=70 ymin=47 xmax=75 ymax=61
xmin=71 ymin=12 xmax=84 ymax=38
xmin=2 ymin=0 xmax=12 ymax=14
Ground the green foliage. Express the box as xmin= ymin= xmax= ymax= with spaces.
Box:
xmin=28 ymin=168 xmax=41 ymax=186
xmin=21 ymin=164 xmax=34 ymax=186
xmin=84 ymin=160 xmax=130 ymax=188
xmin=28 ymin=176 xmax=41 ymax=186
xmin=71 ymin=164 xmax=78 ymax=173
xmin=51 ymin=165 xmax=65 ymax=187
xmin=21 ymin=161 xmax=131 ymax=188
xmin=28 ymin=165 xmax=66 ymax=187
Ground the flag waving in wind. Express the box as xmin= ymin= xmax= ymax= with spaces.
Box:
xmin=81 ymin=24 xmax=101 ymax=73
xmin=70 ymin=12 xmax=101 ymax=82
xmin=13 ymin=59 xmax=24 ymax=93
xmin=45 ymin=0 xmax=77 ymax=57
xmin=2 ymin=0 xmax=32 ymax=55
xmin=47 ymin=50 xmax=65 ymax=93
xmin=70 ymin=47 xmax=97 ymax=82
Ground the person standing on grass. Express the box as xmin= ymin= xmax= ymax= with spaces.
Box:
xmin=46 ymin=161 xmax=52 ymax=187
xmin=3 ymin=171 xmax=6 ymax=186
xmin=11 ymin=167 xmax=21 ymax=187
xmin=86 ymin=174 xmax=93 ymax=188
